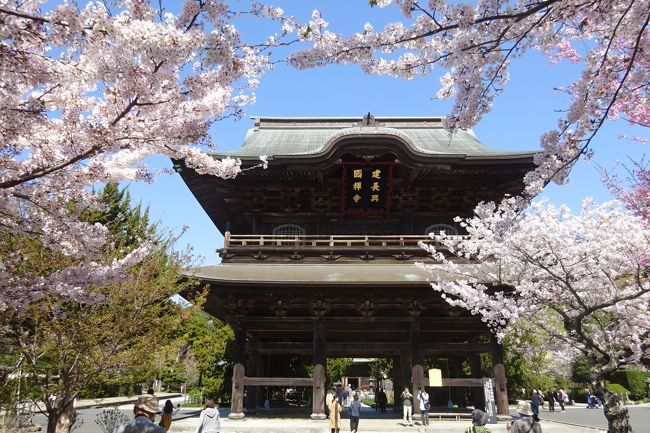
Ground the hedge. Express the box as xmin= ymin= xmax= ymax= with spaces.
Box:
xmin=606 ymin=383 xmax=630 ymax=396
xmin=607 ymin=369 xmax=650 ymax=401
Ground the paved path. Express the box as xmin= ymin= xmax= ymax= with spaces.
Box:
xmin=169 ymin=410 xmax=601 ymax=433
xmin=28 ymin=397 xmax=650 ymax=433
xmin=536 ymin=403 xmax=649 ymax=433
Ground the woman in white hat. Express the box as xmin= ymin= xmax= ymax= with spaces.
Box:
xmin=507 ymin=401 xmax=541 ymax=433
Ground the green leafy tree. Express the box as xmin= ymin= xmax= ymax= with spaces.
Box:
xmin=159 ymin=360 xmax=187 ymax=392
xmin=368 ymin=358 xmax=393 ymax=383
xmin=0 ymin=184 xmax=196 ymax=433
xmin=572 ymin=356 xmax=592 ymax=384
xmin=326 ymin=358 xmax=353 ymax=386
xmin=174 ymin=312 xmax=234 ymax=401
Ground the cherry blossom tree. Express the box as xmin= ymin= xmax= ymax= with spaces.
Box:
xmin=0 ymin=0 xmax=310 ymax=310
xmin=418 ymin=199 xmax=649 ymax=433
xmin=605 ymin=159 xmax=650 ymax=227
xmin=289 ymin=0 xmax=649 ymax=198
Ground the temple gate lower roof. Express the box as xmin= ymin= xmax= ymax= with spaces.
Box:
xmin=189 ymin=263 xmax=486 ymax=285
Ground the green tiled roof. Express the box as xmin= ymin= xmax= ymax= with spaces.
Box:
xmin=217 ymin=116 xmax=535 ymax=159
xmin=187 ymin=263 xmax=487 ymax=285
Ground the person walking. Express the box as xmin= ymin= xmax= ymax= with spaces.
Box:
xmin=326 ymin=387 xmax=336 ymax=416
xmin=417 ymin=387 xmax=430 ymax=427
xmin=545 ymin=390 xmax=555 ymax=412
xmin=401 ymin=387 xmax=413 ymax=426
xmin=196 ymin=399 xmax=220 ymax=433
xmin=529 ymin=390 xmax=541 ymax=416
xmin=349 ymin=392 xmax=362 ymax=433
xmin=335 ymin=383 xmax=346 ymax=407
xmin=377 ymin=388 xmax=387 ymax=413
xmin=464 ymin=409 xmax=491 ymax=433
xmin=112 ymin=394 xmax=166 ymax=433
xmin=158 ymin=400 xmax=180 ymax=432
xmin=328 ymin=395 xmax=343 ymax=433
xmin=507 ymin=401 xmax=542 ymax=433
xmin=557 ymin=389 xmax=568 ymax=412
xmin=373 ymin=389 xmax=379 ymax=412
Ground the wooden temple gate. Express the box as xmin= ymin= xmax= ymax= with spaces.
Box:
xmin=177 ymin=115 xmax=536 ymax=419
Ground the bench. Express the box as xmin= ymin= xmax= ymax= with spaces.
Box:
xmin=426 ymin=412 xmax=473 ymax=421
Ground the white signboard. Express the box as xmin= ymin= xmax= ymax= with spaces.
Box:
xmin=428 ymin=368 xmax=442 ymax=387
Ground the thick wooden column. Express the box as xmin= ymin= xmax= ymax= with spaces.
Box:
xmin=469 ymin=354 xmax=486 ymax=410
xmin=244 ymin=354 xmax=258 ymax=414
xmin=448 ymin=356 xmax=467 ymax=407
xmin=229 ymin=322 xmax=246 ymax=419
xmin=410 ymin=320 xmax=425 ymax=405
xmin=398 ymin=353 xmax=412 ymax=411
xmin=310 ymin=318 xmax=327 ymax=420
xmin=490 ymin=335 xmax=509 ymax=414
xmin=256 ymin=355 xmax=267 ymax=408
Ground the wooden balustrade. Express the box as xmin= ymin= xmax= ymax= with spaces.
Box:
xmin=219 ymin=232 xmax=467 ymax=263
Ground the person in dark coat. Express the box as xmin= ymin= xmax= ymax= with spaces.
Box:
xmin=545 ymin=390 xmax=555 ymax=412
xmin=376 ymin=388 xmax=387 ymax=413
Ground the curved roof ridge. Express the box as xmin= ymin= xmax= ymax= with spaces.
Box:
xmin=321 ymin=125 xmax=420 ymax=154
xmin=213 ymin=115 xmax=537 ymax=160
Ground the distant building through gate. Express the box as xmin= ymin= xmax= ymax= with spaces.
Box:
xmin=177 ymin=115 xmax=536 ymax=420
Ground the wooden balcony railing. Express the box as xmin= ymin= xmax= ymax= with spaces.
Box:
xmin=219 ymin=232 xmax=466 ymax=263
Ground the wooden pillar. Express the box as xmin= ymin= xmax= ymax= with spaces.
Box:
xmin=469 ymin=354 xmax=486 ymax=410
xmin=390 ymin=356 xmax=400 ymax=408
xmin=410 ymin=320 xmax=425 ymax=405
xmin=448 ymin=356 xmax=467 ymax=407
xmin=310 ymin=318 xmax=327 ymax=420
xmin=245 ymin=354 xmax=257 ymax=414
xmin=392 ymin=355 xmax=409 ymax=410
xmin=399 ymin=353 xmax=412 ymax=411
xmin=256 ymin=355 xmax=267 ymax=408
xmin=490 ymin=335 xmax=509 ymax=414
xmin=229 ymin=322 xmax=246 ymax=419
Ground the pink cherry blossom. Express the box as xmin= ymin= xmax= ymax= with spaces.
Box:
xmin=418 ymin=198 xmax=649 ymax=432
xmin=0 ymin=0 xmax=302 ymax=310
xmin=290 ymin=0 xmax=649 ymax=198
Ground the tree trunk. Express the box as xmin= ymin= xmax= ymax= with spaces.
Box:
xmin=47 ymin=402 xmax=77 ymax=433
xmin=593 ymin=380 xmax=633 ymax=433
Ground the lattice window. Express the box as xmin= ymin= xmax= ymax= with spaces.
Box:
xmin=272 ymin=224 xmax=305 ymax=237
xmin=424 ymin=223 xmax=459 ymax=236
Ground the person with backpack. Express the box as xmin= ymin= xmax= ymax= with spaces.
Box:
xmin=465 ymin=409 xmax=491 ymax=433
xmin=417 ymin=387 xmax=430 ymax=427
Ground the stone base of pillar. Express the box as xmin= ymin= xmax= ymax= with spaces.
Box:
xmin=310 ymin=412 xmax=327 ymax=420
xmin=228 ymin=412 xmax=245 ymax=420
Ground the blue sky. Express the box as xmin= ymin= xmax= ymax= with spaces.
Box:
xmin=125 ymin=1 xmax=648 ymax=265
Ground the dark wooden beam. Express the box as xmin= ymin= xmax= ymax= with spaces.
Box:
xmin=248 ymin=342 xmax=491 ymax=355
xmin=427 ymin=378 xmax=484 ymax=387
xmin=244 ymin=377 xmax=314 ymax=386
xmin=242 ymin=316 xmax=483 ymax=326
